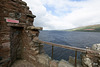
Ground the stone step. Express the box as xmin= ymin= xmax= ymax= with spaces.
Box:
xmin=27 ymin=26 xmax=43 ymax=30
xmin=30 ymin=48 xmax=38 ymax=51
xmin=29 ymin=55 xmax=36 ymax=61
xmin=7 ymin=23 xmax=26 ymax=27
xmin=34 ymin=50 xmax=39 ymax=55
xmin=27 ymin=14 xmax=36 ymax=18
xmin=34 ymin=44 xmax=39 ymax=47
xmin=0 ymin=32 xmax=10 ymax=34
xmin=11 ymin=60 xmax=35 ymax=67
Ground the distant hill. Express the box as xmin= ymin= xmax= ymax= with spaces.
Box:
xmin=66 ymin=24 xmax=100 ymax=32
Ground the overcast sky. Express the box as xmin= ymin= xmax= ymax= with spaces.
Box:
xmin=23 ymin=0 xmax=100 ymax=30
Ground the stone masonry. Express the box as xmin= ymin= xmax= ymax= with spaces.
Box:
xmin=81 ymin=44 xmax=100 ymax=67
xmin=0 ymin=0 xmax=42 ymax=67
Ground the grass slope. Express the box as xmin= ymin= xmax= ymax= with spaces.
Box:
xmin=66 ymin=24 xmax=100 ymax=32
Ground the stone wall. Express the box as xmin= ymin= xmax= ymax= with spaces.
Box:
xmin=0 ymin=0 xmax=39 ymax=66
xmin=81 ymin=44 xmax=100 ymax=67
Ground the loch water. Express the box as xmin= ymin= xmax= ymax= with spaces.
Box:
xmin=39 ymin=31 xmax=100 ymax=60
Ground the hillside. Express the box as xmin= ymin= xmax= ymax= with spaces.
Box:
xmin=66 ymin=24 xmax=100 ymax=32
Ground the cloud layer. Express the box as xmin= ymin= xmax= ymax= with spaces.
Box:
xmin=23 ymin=0 xmax=100 ymax=30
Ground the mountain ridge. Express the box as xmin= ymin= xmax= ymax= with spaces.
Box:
xmin=66 ymin=24 xmax=100 ymax=32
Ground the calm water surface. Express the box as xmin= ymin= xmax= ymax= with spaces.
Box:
xmin=39 ymin=31 xmax=100 ymax=60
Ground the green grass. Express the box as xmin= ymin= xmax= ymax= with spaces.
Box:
xmin=66 ymin=24 xmax=100 ymax=32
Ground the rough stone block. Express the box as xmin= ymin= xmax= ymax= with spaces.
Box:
xmin=29 ymin=42 xmax=34 ymax=46
xmin=4 ymin=3 xmax=16 ymax=9
xmin=29 ymin=55 xmax=36 ymax=61
xmin=2 ymin=35 xmax=10 ymax=41
xmin=92 ymin=43 xmax=100 ymax=52
xmin=11 ymin=60 xmax=35 ymax=67
xmin=11 ymin=0 xmax=17 ymax=2
xmin=2 ymin=42 xmax=10 ymax=49
xmin=82 ymin=57 xmax=92 ymax=67
xmin=27 ymin=14 xmax=36 ymax=18
xmin=30 ymin=47 xmax=38 ymax=51
xmin=27 ymin=26 xmax=43 ymax=30
xmin=19 ymin=1 xmax=27 ymax=6
xmin=37 ymin=54 xmax=51 ymax=66
xmin=32 ymin=37 xmax=39 ymax=42
xmin=50 ymin=60 xmax=58 ymax=67
xmin=58 ymin=60 xmax=74 ymax=67
xmin=34 ymin=50 xmax=39 ymax=55
xmin=68 ymin=56 xmax=75 ymax=65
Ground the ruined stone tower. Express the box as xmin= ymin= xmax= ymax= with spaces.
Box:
xmin=0 ymin=0 xmax=43 ymax=67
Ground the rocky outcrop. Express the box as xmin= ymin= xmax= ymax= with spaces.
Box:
xmin=58 ymin=60 xmax=74 ymax=67
xmin=36 ymin=54 xmax=75 ymax=67
xmin=11 ymin=60 xmax=35 ymax=67
xmin=92 ymin=44 xmax=100 ymax=52
xmin=82 ymin=44 xmax=100 ymax=67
